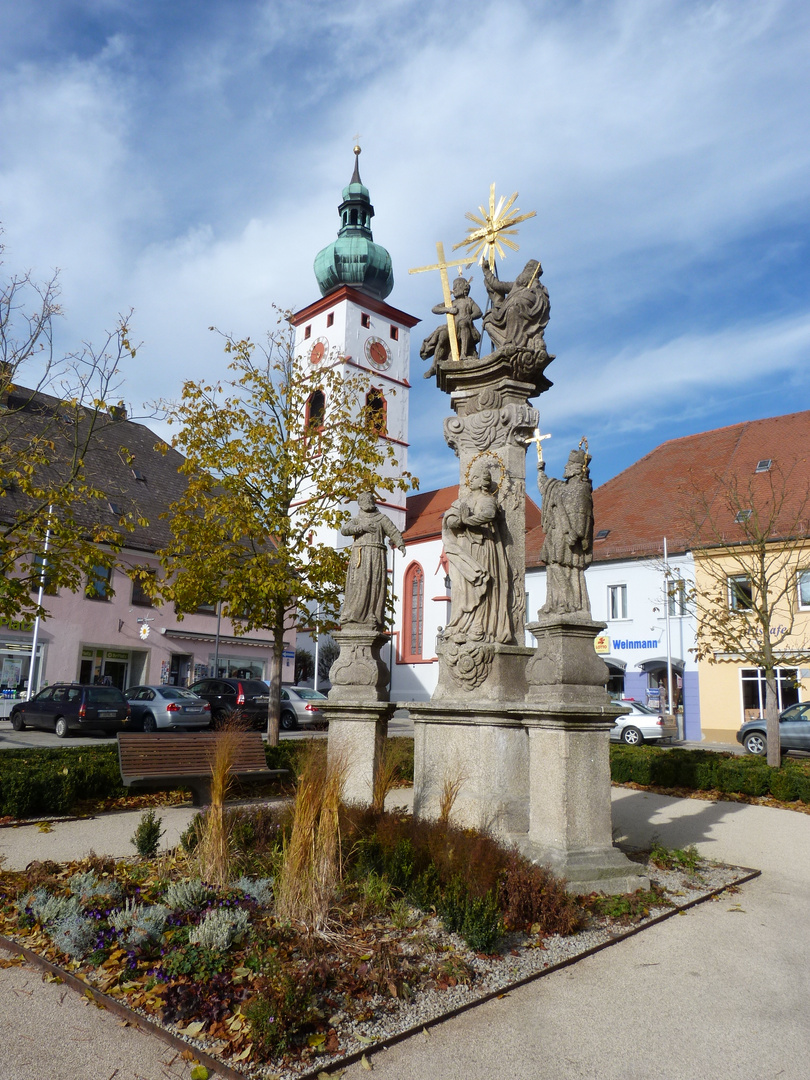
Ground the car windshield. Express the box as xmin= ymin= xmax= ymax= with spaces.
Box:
xmin=294 ymin=688 xmax=327 ymax=700
xmin=87 ymin=687 xmax=125 ymax=704
xmin=160 ymin=688 xmax=198 ymax=700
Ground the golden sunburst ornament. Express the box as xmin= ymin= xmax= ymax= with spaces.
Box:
xmin=453 ymin=183 xmax=536 ymax=271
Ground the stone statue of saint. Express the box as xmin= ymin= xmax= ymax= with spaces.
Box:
xmin=442 ymin=461 xmax=512 ymax=643
xmin=420 ymin=275 xmax=483 ymax=378
xmin=340 ymin=492 xmax=406 ymax=631
xmin=537 ymin=446 xmax=594 ymax=616
xmin=482 ymin=259 xmax=550 ymax=356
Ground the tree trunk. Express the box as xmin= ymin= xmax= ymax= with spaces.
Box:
xmin=764 ymin=670 xmax=781 ymax=768
xmin=265 ymin=605 xmax=283 ymax=747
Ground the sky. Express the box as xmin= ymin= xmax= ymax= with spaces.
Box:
xmin=1 ymin=0 xmax=809 ymax=495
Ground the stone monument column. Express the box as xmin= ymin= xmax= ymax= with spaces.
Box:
xmin=324 ymin=494 xmax=403 ymax=805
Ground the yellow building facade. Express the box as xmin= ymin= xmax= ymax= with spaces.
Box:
xmin=694 ymin=542 xmax=810 ymax=744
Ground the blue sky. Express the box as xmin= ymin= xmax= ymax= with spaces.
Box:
xmin=1 ymin=0 xmax=809 ymax=493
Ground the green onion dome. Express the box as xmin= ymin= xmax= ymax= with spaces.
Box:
xmin=313 ymin=147 xmax=394 ymax=301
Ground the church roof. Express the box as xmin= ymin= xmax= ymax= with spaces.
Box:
xmin=404 ymin=484 xmax=542 ymax=543
xmin=313 ymin=148 xmax=394 ymax=301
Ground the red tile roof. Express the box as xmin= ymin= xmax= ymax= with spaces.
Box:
xmin=407 ymin=412 xmax=810 ymax=566
xmin=405 ymin=484 xmax=542 ymax=542
xmin=579 ymin=410 xmax=810 ymax=566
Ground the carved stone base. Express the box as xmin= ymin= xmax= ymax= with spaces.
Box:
xmin=433 ymin=639 xmax=533 ymax=702
xmin=324 ymin=701 xmax=396 ymax=807
xmin=408 ymin=701 xmax=529 ymax=834
xmin=518 ymin=713 xmax=648 ymax=895
xmin=328 ymin=628 xmax=390 ymax=702
xmin=407 ymin=697 xmax=644 ymax=895
xmin=526 ymin=615 xmax=611 ymax=707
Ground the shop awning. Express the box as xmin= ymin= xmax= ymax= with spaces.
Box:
xmin=603 ymin=657 xmax=627 ymax=671
xmin=636 ymin=656 xmax=685 ymax=672
xmin=160 ymin=629 xmax=275 ymax=649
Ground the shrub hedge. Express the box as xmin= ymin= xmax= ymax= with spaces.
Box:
xmin=609 ymin=744 xmax=810 ymax=804
xmin=0 ymin=746 xmax=125 ymax=818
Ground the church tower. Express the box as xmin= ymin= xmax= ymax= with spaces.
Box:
xmin=289 ymin=148 xmax=418 ymax=543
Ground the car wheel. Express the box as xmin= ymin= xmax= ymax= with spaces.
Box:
xmin=280 ymin=710 xmax=298 ymax=731
xmin=621 ymin=726 xmax=644 ymax=746
xmin=744 ymin=732 xmax=767 ymax=755
xmin=55 ymin=717 xmax=71 ymax=739
xmin=10 ymin=710 xmax=25 ymax=731
xmin=213 ymin=709 xmax=228 ymax=729
xmin=142 ymin=714 xmax=157 ymax=734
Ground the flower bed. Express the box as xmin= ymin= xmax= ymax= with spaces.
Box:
xmin=0 ymin=803 xmax=756 ymax=1079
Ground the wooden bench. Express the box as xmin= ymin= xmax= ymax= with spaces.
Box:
xmin=117 ymin=731 xmax=288 ymax=806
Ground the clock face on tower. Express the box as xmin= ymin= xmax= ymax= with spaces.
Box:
xmin=309 ymin=337 xmax=329 ymax=365
xmin=365 ymin=336 xmax=392 ymax=371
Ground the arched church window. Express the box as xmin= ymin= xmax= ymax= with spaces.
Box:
xmin=403 ymin=562 xmax=424 ymax=660
xmin=365 ymin=388 xmax=387 ymax=435
xmin=306 ymin=389 xmax=325 ymax=431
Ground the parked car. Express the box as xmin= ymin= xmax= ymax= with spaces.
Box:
xmin=187 ymin=677 xmax=270 ymax=728
xmin=737 ymin=702 xmax=810 ymax=756
xmin=124 ymin=685 xmax=211 ymax=732
xmin=280 ymin=686 xmax=327 ymax=730
xmin=9 ymin=683 xmax=130 ymax=738
xmin=610 ymin=700 xmax=678 ymax=745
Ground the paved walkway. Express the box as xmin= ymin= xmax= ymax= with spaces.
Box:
xmin=1 ymin=790 xmax=809 ymax=1080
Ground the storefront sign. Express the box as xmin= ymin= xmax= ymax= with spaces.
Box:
xmin=0 ymin=616 xmax=34 ymax=633
xmin=612 ymin=638 xmax=659 ymax=651
xmin=81 ymin=648 xmax=94 ymax=659
xmin=594 ymin=634 xmax=610 ymax=654
xmin=105 ymin=650 xmax=129 ymax=661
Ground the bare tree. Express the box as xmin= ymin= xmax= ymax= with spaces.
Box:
xmin=0 ymin=245 xmax=140 ymax=622
xmin=686 ymin=460 xmax=810 ymax=766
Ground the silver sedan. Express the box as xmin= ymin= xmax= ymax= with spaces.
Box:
xmin=124 ymin=685 xmax=212 ymax=732
xmin=610 ymin=700 xmax=678 ymax=745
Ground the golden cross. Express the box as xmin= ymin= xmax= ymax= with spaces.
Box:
xmin=352 ymin=132 xmax=362 ymax=146
xmin=525 ymin=427 xmax=551 ymax=463
xmin=408 ymin=242 xmax=473 ymax=364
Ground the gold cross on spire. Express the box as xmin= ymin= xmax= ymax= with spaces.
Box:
xmin=408 ymin=242 xmax=473 ymax=363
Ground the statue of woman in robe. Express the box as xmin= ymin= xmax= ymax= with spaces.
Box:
xmin=442 ymin=462 xmax=512 ymax=643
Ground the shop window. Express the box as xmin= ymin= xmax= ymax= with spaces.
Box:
xmin=798 ymin=570 xmax=810 ymax=611
xmin=131 ymin=569 xmax=156 ymax=607
xmin=608 ymin=584 xmax=627 ymax=620
xmin=365 ymin=387 xmax=387 ymax=435
xmin=667 ymin=580 xmax=687 ymax=617
xmin=86 ymin=564 xmax=112 ymax=601
xmin=740 ymin=667 xmax=799 ymax=717
xmin=403 ymin=562 xmax=424 ymax=660
xmin=728 ymin=575 xmax=753 ymax=611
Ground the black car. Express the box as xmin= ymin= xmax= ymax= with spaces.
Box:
xmin=187 ymin=677 xmax=270 ymax=728
xmin=9 ymin=683 xmax=130 ymax=738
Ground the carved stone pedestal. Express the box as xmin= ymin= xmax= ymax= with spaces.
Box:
xmin=327 ymin=628 xmax=390 ymax=702
xmin=324 ymin=701 xmax=396 ymax=806
xmin=516 ymin=707 xmax=649 ymax=895
xmin=526 ymin=614 xmax=613 ymax=707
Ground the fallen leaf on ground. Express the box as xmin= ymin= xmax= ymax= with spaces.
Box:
xmin=361 ymin=1054 xmax=373 ymax=1071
